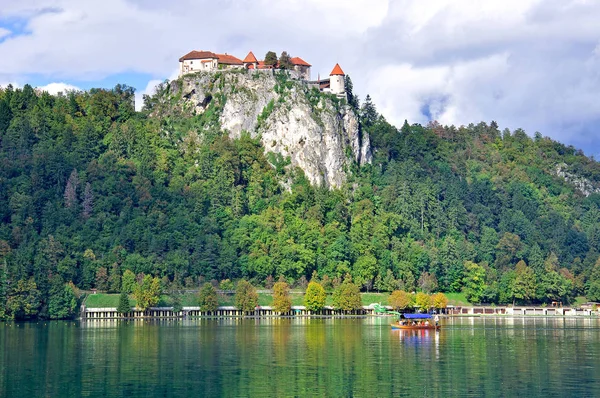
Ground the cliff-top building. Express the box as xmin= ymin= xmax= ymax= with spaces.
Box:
xmin=178 ymin=49 xmax=344 ymax=97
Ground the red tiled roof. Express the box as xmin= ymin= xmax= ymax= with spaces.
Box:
xmin=257 ymin=61 xmax=276 ymax=69
xmin=179 ymin=50 xmax=218 ymax=62
xmin=216 ymin=53 xmax=243 ymax=65
xmin=290 ymin=57 xmax=311 ymax=67
xmin=243 ymin=51 xmax=258 ymax=63
xmin=330 ymin=63 xmax=345 ymax=76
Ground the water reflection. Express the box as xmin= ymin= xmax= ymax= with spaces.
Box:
xmin=2 ymin=317 xmax=600 ymax=397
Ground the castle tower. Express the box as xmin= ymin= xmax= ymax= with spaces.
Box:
xmin=329 ymin=63 xmax=346 ymax=96
xmin=243 ymin=51 xmax=258 ymax=69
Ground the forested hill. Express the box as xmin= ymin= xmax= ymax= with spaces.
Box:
xmin=2 ymin=77 xmax=600 ymax=320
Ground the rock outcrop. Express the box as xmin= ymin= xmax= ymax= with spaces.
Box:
xmin=555 ymin=163 xmax=600 ymax=197
xmin=171 ymin=70 xmax=371 ymax=188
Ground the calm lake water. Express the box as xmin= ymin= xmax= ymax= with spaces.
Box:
xmin=1 ymin=317 xmax=600 ymax=397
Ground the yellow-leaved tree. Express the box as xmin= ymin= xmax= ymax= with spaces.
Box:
xmin=272 ymin=281 xmax=292 ymax=313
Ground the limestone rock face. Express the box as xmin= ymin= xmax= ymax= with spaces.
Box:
xmin=175 ymin=71 xmax=371 ymax=188
xmin=555 ymin=163 xmax=600 ymax=197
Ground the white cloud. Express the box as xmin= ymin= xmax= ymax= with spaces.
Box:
xmin=37 ymin=82 xmax=80 ymax=94
xmin=134 ymin=78 xmax=162 ymax=111
xmin=0 ymin=27 xmax=10 ymax=39
xmin=1 ymin=0 xmax=600 ymax=152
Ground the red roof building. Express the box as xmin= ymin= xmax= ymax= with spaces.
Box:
xmin=179 ymin=49 xmax=314 ymax=81
xmin=243 ymin=51 xmax=258 ymax=63
xmin=330 ymin=63 xmax=345 ymax=76
xmin=216 ymin=53 xmax=243 ymax=65
xmin=290 ymin=57 xmax=311 ymax=67
xmin=178 ymin=50 xmax=218 ymax=62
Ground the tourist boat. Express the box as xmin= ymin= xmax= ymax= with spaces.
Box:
xmin=391 ymin=313 xmax=440 ymax=330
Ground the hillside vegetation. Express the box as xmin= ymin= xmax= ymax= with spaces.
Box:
xmin=1 ymin=74 xmax=600 ymax=319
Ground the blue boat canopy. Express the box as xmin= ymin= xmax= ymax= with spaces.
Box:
xmin=403 ymin=314 xmax=432 ymax=319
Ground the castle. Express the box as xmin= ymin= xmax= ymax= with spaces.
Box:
xmin=178 ymin=50 xmax=346 ymax=98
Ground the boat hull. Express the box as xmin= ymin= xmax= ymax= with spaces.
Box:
xmin=391 ymin=324 xmax=440 ymax=330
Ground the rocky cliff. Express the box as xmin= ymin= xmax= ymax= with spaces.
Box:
xmin=168 ymin=70 xmax=372 ymax=188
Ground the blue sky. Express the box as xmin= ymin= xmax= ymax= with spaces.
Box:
xmin=1 ymin=0 xmax=600 ymax=157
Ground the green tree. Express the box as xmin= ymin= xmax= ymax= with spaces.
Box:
xmin=198 ymin=282 xmax=219 ymax=312
xmin=264 ymin=51 xmax=278 ymax=67
xmin=360 ymin=94 xmax=378 ymax=129
xmin=414 ymin=292 xmax=431 ymax=311
xmin=279 ymin=51 xmax=292 ymax=69
xmin=353 ymin=254 xmax=377 ymax=290
xmin=388 ymin=290 xmax=413 ymax=310
xmin=272 ymin=281 xmax=292 ymax=313
xmin=117 ymin=291 xmax=131 ymax=315
xmin=512 ymin=260 xmax=536 ymax=305
xmin=121 ymin=269 xmax=136 ymax=293
xmin=235 ymin=280 xmax=258 ymax=314
xmin=331 ymin=279 xmax=362 ymax=311
xmin=0 ymin=99 xmax=12 ymax=133
xmin=48 ymin=276 xmax=78 ymax=319
xmin=5 ymin=279 xmax=41 ymax=320
xmin=96 ymin=267 xmax=109 ymax=291
xmin=344 ymin=75 xmax=359 ymax=111
xmin=462 ymin=261 xmax=487 ymax=303
xmin=133 ymin=275 xmax=162 ymax=312
xmin=304 ymin=281 xmax=326 ymax=312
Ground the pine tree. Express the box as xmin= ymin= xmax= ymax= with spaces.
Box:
xmin=279 ymin=51 xmax=292 ymax=69
xmin=48 ymin=276 xmax=77 ymax=320
xmin=82 ymin=182 xmax=93 ymax=218
xmin=64 ymin=169 xmax=79 ymax=209
xmin=360 ymin=95 xmax=378 ymax=129
xmin=0 ymin=259 xmax=7 ymax=319
xmin=344 ymin=75 xmax=359 ymax=111
xmin=0 ymin=99 xmax=12 ymax=133
xmin=117 ymin=291 xmax=131 ymax=315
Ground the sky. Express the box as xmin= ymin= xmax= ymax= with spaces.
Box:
xmin=1 ymin=0 xmax=600 ymax=156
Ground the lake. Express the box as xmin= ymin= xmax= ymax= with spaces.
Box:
xmin=1 ymin=317 xmax=599 ymax=397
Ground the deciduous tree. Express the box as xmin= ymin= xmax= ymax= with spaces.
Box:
xmin=414 ymin=292 xmax=431 ymax=311
xmin=304 ymin=281 xmax=326 ymax=312
xmin=198 ymin=282 xmax=219 ymax=312
xmin=235 ymin=279 xmax=258 ymax=314
xmin=431 ymin=292 xmax=448 ymax=309
xmin=133 ymin=275 xmax=162 ymax=312
xmin=388 ymin=290 xmax=413 ymax=310
xmin=272 ymin=281 xmax=292 ymax=313
xmin=332 ymin=278 xmax=362 ymax=311
xmin=264 ymin=51 xmax=278 ymax=67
